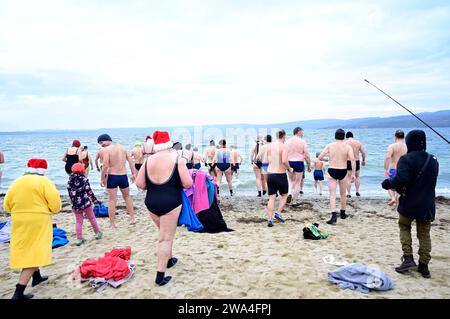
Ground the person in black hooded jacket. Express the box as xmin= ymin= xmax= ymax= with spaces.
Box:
xmin=382 ymin=130 xmax=439 ymax=278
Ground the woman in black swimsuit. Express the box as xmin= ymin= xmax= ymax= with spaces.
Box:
xmin=62 ymin=140 xmax=83 ymax=175
xmin=135 ymin=131 xmax=193 ymax=287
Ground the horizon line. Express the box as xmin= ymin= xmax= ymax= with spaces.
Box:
xmin=1 ymin=109 xmax=449 ymax=134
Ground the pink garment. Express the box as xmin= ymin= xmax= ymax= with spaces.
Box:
xmin=73 ymin=206 xmax=101 ymax=240
xmin=191 ymin=170 xmax=210 ymax=214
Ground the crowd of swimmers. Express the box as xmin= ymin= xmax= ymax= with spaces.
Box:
xmin=1 ymin=127 xmax=439 ymax=299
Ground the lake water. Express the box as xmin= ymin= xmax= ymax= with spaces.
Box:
xmin=1 ymin=126 xmax=449 ymax=197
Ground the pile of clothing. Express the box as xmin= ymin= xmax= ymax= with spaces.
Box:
xmin=52 ymin=226 xmax=69 ymax=249
xmin=0 ymin=220 xmax=11 ymax=243
xmin=302 ymin=223 xmax=328 ymax=240
xmin=79 ymin=247 xmax=136 ymax=292
xmin=328 ymin=263 xmax=394 ymax=293
xmin=185 ymin=169 xmax=233 ymax=233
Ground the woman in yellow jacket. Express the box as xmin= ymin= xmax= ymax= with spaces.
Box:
xmin=3 ymin=159 xmax=61 ymax=299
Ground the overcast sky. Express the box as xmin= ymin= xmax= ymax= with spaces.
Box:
xmin=1 ymin=0 xmax=449 ymax=131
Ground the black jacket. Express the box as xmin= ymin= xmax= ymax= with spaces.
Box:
xmin=386 ymin=150 xmax=439 ymax=221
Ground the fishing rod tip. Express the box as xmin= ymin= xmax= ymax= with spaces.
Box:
xmin=364 ymin=79 xmax=369 ymax=83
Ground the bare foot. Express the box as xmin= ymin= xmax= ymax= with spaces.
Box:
xmin=388 ymin=200 xmax=396 ymax=206
xmin=130 ymin=219 xmax=136 ymax=225
xmin=110 ymin=223 xmax=117 ymax=229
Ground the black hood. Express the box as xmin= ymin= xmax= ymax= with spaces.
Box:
xmin=406 ymin=130 xmax=426 ymax=153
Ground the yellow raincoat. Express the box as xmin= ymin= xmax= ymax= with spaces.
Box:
xmin=3 ymin=174 xmax=61 ymax=269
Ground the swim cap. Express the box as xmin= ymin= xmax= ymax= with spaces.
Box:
xmin=135 ymin=140 xmax=142 ymax=146
xmin=71 ymin=163 xmax=85 ymax=174
xmin=335 ymin=129 xmax=345 ymax=140
xmin=72 ymin=140 xmax=81 ymax=147
xmin=97 ymin=134 xmax=112 ymax=143
xmin=406 ymin=130 xmax=426 ymax=152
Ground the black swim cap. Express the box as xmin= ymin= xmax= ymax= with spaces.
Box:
xmin=97 ymin=134 xmax=112 ymax=143
xmin=406 ymin=130 xmax=426 ymax=152
xmin=335 ymin=129 xmax=345 ymax=140
xmin=346 ymin=131 xmax=353 ymax=138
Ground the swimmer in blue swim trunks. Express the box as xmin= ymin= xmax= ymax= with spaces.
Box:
xmin=98 ymin=134 xmax=138 ymax=229
xmin=313 ymin=153 xmax=325 ymax=196
xmin=286 ymin=127 xmax=311 ymax=204
xmin=384 ymin=130 xmax=407 ymax=206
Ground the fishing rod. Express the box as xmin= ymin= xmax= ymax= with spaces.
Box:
xmin=364 ymin=79 xmax=450 ymax=145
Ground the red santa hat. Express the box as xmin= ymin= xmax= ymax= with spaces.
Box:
xmin=146 ymin=135 xmax=152 ymax=141
xmin=152 ymin=131 xmax=173 ymax=152
xmin=27 ymin=158 xmax=48 ymax=175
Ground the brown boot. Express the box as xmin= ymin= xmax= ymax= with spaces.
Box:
xmin=395 ymin=255 xmax=417 ymax=274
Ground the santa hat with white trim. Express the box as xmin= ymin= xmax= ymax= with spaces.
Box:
xmin=152 ymin=131 xmax=173 ymax=152
xmin=27 ymin=158 xmax=48 ymax=175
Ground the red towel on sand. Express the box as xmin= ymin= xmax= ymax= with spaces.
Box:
xmin=80 ymin=248 xmax=132 ymax=281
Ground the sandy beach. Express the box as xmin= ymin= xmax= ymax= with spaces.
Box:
xmin=1 ymin=194 xmax=449 ymax=299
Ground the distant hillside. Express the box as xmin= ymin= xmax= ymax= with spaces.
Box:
xmin=272 ymin=110 xmax=450 ymax=130
xmin=319 ymin=110 xmax=450 ymax=129
xmin=1 ymin=110 xmax=449 ymax=135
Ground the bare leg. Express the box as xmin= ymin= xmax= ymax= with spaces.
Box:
xmin=215 ymin=168 xmax=223 ymax=189
xmin=292 ymin=172 xmax=302 ymax=202
xmin=355 ymin=171 xmax=361 ymax=193
xmin=319 ymin=181 xmax=323 ymax=195
xmin=328 ymin=177 xmax=338 ymax=212
xmin=300 ymin=174 xmax=305 ymax=193
xmin=277 ymin=194 xmax=288 ymax=213
xmin=339 ymin=178 xmax=348 ymax=211
xmin=288 ymin=171 xmax=295 ymax=196
xmin=262 ymin=173 xmax=268 ymax=193
xmin=267 ymin=194 xmax=276 ymax=222
xmin=120 ymin=187 xmax=136 ymax=224
xmin=154 ymin=206 xmax=181 ymax=273
xmin=388 ymin=190 xmax=396 ymax=206
xmin=18 ymin=268 xmax=38 ymax=286
xmin=107 ymin=188 xmax=118 ymax=229
xmin=253 ymin=167 xmax=262 ymax=192
xmin=346 ymin=171 xmax=352 ymax=196
xmin=224 ymin=169 xmax=233 ymax=193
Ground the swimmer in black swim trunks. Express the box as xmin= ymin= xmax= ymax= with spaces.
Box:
xmin=318 ymin=129 xmax=356 ymax=225
xmin=345 ymin=131 xmax=367 ymax=198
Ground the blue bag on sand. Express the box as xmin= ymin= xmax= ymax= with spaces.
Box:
xmin=52 ymin=227 xmax=69 ymax=249
xmin=178 ymin=191 xmax=204 ymax=232
xmin=94 ymin=204 xmax=109 ymax=218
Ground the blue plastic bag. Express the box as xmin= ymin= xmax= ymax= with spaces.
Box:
xmin=178 ymin=191 xmax=204 ymax=232
xmin=93 ymin=204 xmax=109 ymax=218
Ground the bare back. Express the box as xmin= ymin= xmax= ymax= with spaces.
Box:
xmin=104 ymin=144 xmax=129 ymax=175
xmin=131 ymin=146 xmax=144 ymax=164
xmin=258 ymin=144 xmax=270 ymax=163
xmin=386 ymin=141 xmax=407 ymax=169
xmin=314 ymin=159 xmax=324 ymax=170
xmin=267 ymin=141 xmax=288 ymax=174
xmin=346 ymin=138 xmax=363 ymax=161
xmin=205 ymin=147 xmax=216 ymax=164
xmin=287 ymin=136 xmax=309 ymax=161
xmin=321 ymin=141 xmax=354 ymax=169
